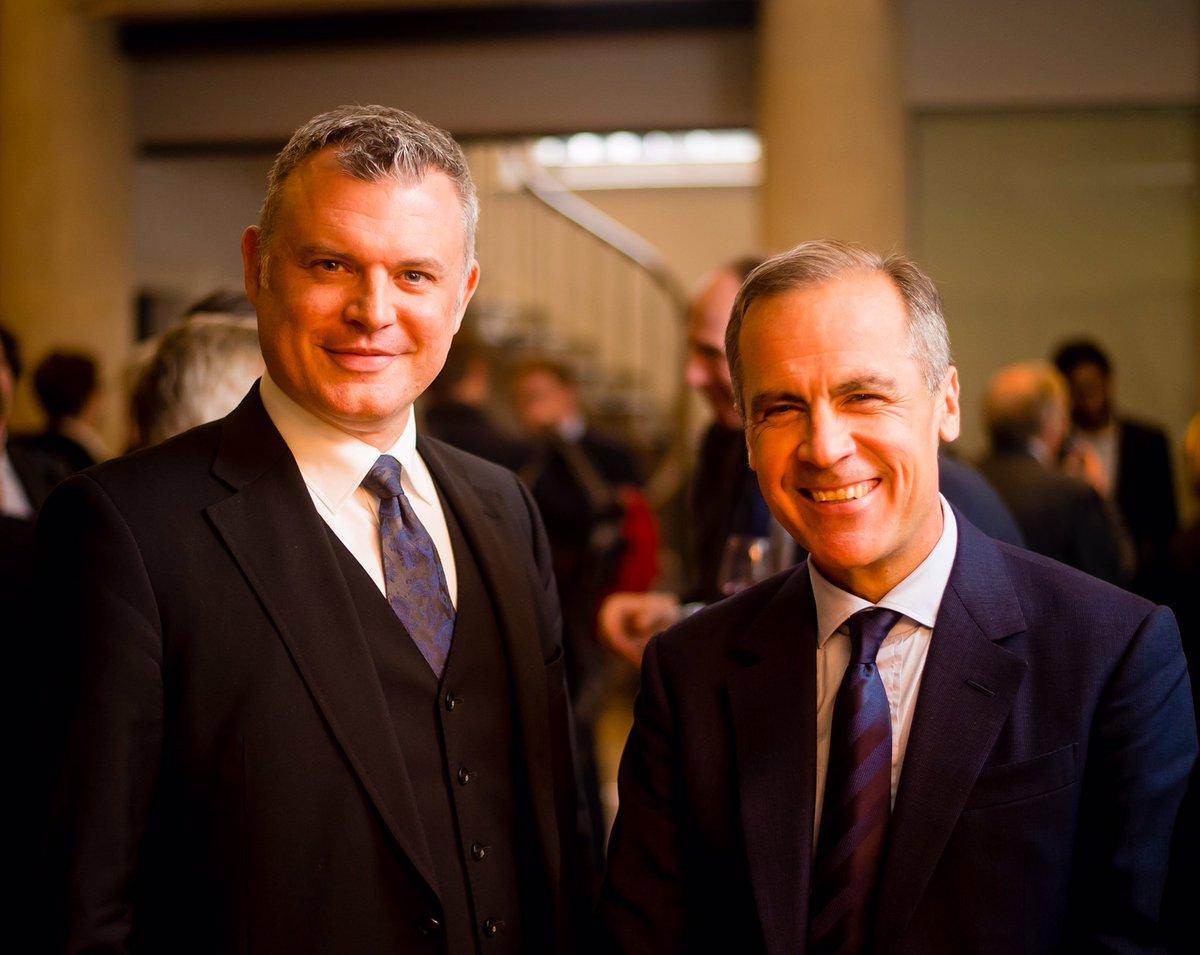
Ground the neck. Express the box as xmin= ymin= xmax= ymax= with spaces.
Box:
xmin=813 ymin=503 xmax=945 ymax=604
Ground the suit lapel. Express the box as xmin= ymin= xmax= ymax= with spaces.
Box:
xmin=727 ymin=566 xmax=818 ymax=955
xmin=204 ymin=387 xmax=439 ymax=897
xmin=417 ymin=437 xmax=563 ymax=901
xmin=874 ymin=515 xmax=1028 ymax=949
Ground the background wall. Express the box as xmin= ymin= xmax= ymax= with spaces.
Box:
xmin=913 ymin=108 xmax=1197 ymax=462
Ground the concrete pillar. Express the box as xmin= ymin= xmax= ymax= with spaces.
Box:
xmin=757 ymin=0 xmax=906 ymax=254
xmin=0 ymin=0 xmax=133 ymax=443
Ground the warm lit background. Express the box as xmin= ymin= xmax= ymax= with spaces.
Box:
xmin=1 ymin=0 xmax=1196 ymax=497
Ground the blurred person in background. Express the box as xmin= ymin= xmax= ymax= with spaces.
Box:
xmin=20 ymin=349 xmax=110 ymax=471
xmin=2 ymin=324 xmax=70 ymax=922
xmin=423 ymin=329 xmax=528 ymax=470
xmin=1054 ymin=339 xmax=1178 ymax=600
xmin=39 ymin=105 xmax=587 ymax=954
xmin=513 ymin=357 xmax=655 ymax=859
xmin=0 ymin=324 xmax=68 ymax=520
xmin=129 ymin=310 xmax=264 ymax=449
xmin=597 ymin=257 xmax=767 ymax=666
xmin=599 ymin=257 xmax=1023 ymax=669
xmin=979 ymin=361 xmax=1129 ymax=584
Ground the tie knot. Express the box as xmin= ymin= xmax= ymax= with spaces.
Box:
xmin=362 ymin=454 xmax=405 ymax=500
xmin=846 ymin=607 xmax=902 ymax=665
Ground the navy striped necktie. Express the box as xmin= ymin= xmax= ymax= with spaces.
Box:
xmin=809 ymin=606 xmax=902 ymax=954
xmin=361 ymin=454 xmax=455 ymax=677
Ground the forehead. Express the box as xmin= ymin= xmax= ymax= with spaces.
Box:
xmin=277 ymin=151 xmax=460 ymax=237
xmin=740 ymin=272 xmax=913 ymax=385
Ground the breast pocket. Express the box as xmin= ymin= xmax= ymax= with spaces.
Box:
xmin=963 ymin=742 xmax=1078 ymax=810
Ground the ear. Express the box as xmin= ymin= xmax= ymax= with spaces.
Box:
xmin=240 ymin=226 xmax=264 ymax=304
xmin=937 ymin=365 xmax=961 ymax=444
xmin=453 ymin=260 xmax=481 ymax=333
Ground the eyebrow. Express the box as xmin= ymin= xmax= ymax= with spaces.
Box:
xmin=295 ymin=246 xmax=447 ymax=273
xmin=748 ymin=390 xmax=806 ymax=417
xmin=747 ymin=374 xmax=901 ymax=417
xmin=831 ymin=374 xmax=900 ymax=397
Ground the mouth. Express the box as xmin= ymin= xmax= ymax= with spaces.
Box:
xmin=801 ymin=479 xmax=879 ymax=504
xmin=321 ymin=347 xmax=399 ymax=373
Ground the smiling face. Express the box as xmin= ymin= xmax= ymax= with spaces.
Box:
xmin=242 ymin=149 xmax=479 ymax=449
xmin=739 ymin=270 xmax=960 ymax=601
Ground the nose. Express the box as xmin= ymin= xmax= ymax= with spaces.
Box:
xmin=347 ymin=267 xmax=394 ymax=331
xmin=802 ymin=405 xmax=855 ymax=470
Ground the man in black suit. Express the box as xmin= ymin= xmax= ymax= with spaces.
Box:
xmin=40 ymin=106 xmax=584 ymax=954
xmin=978 ymin=361 xmax=1128 ymax=585
xmin=599 ymin=241 xmax=1194 ymax=953
xmin=1053 ymin=339 xmax=1178 ymax=600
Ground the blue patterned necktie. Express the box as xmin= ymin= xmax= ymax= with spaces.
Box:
xmin=361 ymin=454 xmax=455 ymax=677
xmin=809 ymin=606 xmax=903 ymax=954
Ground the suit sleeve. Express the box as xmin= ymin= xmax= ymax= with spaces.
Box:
xmin=37 ymin=475 xmax=164 ymax=954
xmin=597 ymin=633 xmax=687 ymax=954
xmin=1071 ymin=604 xmax=1196 ymax=950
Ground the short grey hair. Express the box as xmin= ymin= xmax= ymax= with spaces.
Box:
xmin=132 ymin=318 xmax=264 ymax=447
xmin=725 ymin=240 xmax=952 ymax=418
xmin=256 ymin=105 xmax=479 ymax=283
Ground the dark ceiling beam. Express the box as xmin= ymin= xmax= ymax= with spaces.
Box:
xmin=119 ymin=1 xmax=757 ymax=57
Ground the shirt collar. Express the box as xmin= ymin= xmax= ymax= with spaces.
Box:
xmin=809 ymin=494 xmax=958 ymax=647
xmin=259 ymin=372 xmax=438 ymax=512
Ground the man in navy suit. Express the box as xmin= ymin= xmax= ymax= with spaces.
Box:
xmin=599 ymin=241 xmax=1195 ymax=953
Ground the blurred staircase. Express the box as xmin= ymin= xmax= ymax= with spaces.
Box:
xmin=463 ymin=141 xmax=692 ymax=503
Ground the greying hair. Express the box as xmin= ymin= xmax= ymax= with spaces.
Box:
xmin=725 ymin=240 xmax=952 ymax=418
xmin=256 ymin=105 xmax=479 ymax=283
xmin=132 ymin=318 xmax=264 ymax=448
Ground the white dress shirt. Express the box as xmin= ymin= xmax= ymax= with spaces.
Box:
xmin=259 ymin=373 xmax=457 ymax=606
xmin=0 ymin=445 xmax=33 ymax=518
xmin=809 ymin=495 xmax=958 ymax=834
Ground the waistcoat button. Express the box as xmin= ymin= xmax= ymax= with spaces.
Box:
xmin=483 ymin=918 xmax=504 ymax=937
xmin=471 ymin=842 xmax=489 ymax=861
xmin=444 ymin=691 xmax=459 ymax=711
xmin=457 ymin=766 xmax=472 ymax=785
xmin=417 ymin=916 xmax=442 ymax=937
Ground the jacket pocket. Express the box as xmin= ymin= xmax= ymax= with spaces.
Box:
xmin=963 ymin=742 xmax=1078 ymax=810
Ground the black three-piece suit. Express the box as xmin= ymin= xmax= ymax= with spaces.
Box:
xmin=38 ymin=386 xmax=585 ymax=953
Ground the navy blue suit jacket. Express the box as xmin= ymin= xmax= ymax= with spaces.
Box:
xmin=599 ymin=512 xmax=1195 ymax=954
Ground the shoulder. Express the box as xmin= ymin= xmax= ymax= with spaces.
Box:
xmin=1119 ymin=417 xmax=1171 ymax=451
xmin=993 ymin=537 xmax=1155 ymax=632
xmin=651 ymin=567 xmax=801 ymax=676
xmin=420 ymin=433 xmax=520 ymax=489
xmin=44 ymin=419 xmax=226 ymax=522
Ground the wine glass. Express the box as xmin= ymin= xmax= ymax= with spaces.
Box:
xmin=716 ymin=534 xmax=773 ymax=597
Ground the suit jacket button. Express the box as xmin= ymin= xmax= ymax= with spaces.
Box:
xmin=417 ymin=916 xmax=442 ymax=937
xmin=444 ymin=691 xmax=459 ymax=711
xmin=457 ymin=766 xmax=473 ymax=785
xmin=471 ymin=842 xmax=489 ymax=861
xmin=483 ymin=918 xmax=504 ymax=937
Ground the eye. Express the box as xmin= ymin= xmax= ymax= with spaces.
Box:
xmin=400 ymin=270 xmax=430 ymax=284
xmin=313 ymin=259 xmax=344 ymax=273
xmin=761 ymin=403 xmax=801 ymax=420
xmin=845 ymin=392 xmax=884 ymax=405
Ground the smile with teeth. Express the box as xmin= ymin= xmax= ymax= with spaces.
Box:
xmin=806 ymin=481 xmax=876 ymax=503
